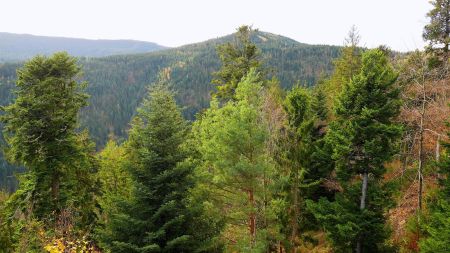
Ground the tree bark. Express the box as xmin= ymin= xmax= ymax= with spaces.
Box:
xmin=356 ymin=171 xmax=368 ymax=253
xmin=436 ymin=135 xmax=441 ymax=162
xmin=418 ymin=88 xmax=425 ymax=212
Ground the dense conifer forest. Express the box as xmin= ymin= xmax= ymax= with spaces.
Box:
xmin=0 ymin=1 xmax=449 ymax=252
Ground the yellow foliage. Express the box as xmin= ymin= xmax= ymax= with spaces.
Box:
xmin=44 ymin=236 xmax=100 ymax=253
xmin=44 ymin=238 xmax=65 ymax=253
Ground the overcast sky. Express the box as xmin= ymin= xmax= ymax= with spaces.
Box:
xmin=1 ymin=0 xmax=430 ymax=52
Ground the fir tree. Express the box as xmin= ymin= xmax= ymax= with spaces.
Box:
xmin=308 ymin=49 xmax=401 ymax=253
xmin=0 ymin=52 xmax=94 ymax=222
xmin=100 ymin=82 xmax=200 ymax=253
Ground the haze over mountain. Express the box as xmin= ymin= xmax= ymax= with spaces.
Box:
xmin=0 ymin=32 xmax=167 ymax=62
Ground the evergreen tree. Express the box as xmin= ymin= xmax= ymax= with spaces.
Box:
xmin=324 ymin=26 xmax=362 ymax=111
xmin=423 ymin=0 xmax=450 ymax=61
xmin=308 ymin=49 xmax=401 ymax=253
xmin=0 ymin=52 xmax=94 ymax=222
xmin=100 ymin=83 xmax=200 ymax=252
xmin=94 ymin=139 xmax=133 ymax=249
xmin=194 ymin=69 xmax=279 ymax=252
xmin=212 ymin=25 xmax=264 ymax=100
xmin=280 ymin=86 xmax=334 ymax=250
xmin=0 ymin=192 xmax=13 ymax=253
xmin=419 ymin=122 xmax=450 ymax=253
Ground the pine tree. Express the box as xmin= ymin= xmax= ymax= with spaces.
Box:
xmin=194 ymin=69 xmax=278 ymax=251
xmin=100 ymin=83 xmax=200 ymax=252
xmin=212 ymin=25 xmax=264 ymax=100
xmin=308 ymin=49 xmax=401 ymax=253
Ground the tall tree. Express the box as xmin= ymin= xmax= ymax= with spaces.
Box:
xmin=309 ymin=49 xmax=401 ymax=253
xmin=423 ymin=0 xmax=450 ymax=62
xmin=0 ymin=52 xmax=92 ymax=220
xmin=212 ymin=25 xmax=263 ymax=100
xmin=281 ymin=86 xmax=333 ymax=251
xmin=100 ymin=82 xmax=201 ymax=252
xmin=194 ymin=69 xmax=279 ymax=251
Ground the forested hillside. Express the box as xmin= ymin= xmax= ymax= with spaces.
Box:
xmin=0 ymin=1 xmax=449 ymax=252
xmin=1 ymin=31 xmax=340 ymax=146
xmin=0 ymin=32 xmax=167 ymax=62
xmin=0 ymin=31 xmax=340 ymax=192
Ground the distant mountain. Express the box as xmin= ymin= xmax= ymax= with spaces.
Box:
xmin=0 ymin=32 xmax=167 ymax=62
xmin=0 ymin=30 xmax=341 ymax=191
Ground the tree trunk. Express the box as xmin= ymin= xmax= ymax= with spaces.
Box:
xmin=418 ymin=98 xmax=425 ymax=212
xmin=436 ymin=135 xmax=441 ymax=162
xmin=248 ymin=189 xmax=256 ymax=247
xmin=356 ymin=171 xmax=368 ymax=253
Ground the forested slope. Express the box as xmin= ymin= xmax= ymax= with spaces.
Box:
xmin=1 ymin=31 xmax=341 ymax=146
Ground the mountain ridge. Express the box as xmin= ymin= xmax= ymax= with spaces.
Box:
xmin=0 ymin=32 xmax=168 ymax=62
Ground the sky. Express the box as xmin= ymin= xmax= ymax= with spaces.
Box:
xmin=0 ymin=0 xmax=431 ymax=52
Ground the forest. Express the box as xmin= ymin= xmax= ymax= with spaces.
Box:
xmin=0 ymin=1 xmax=449 ymax=252
xmin=0 ymin=30 xmax=341 ymax=192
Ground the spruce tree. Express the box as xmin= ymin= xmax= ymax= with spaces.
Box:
xmin=308 ymin=49 xmax=401 ymax=253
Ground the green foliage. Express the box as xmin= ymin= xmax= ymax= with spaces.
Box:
xmin=212 ymin=25 xmax=264 ymax=100
xmin=323 ymin=26 xmax=362 ymax=111
xmin=100 ymin=82 xmax=208 ymax=252
xmin=331 ymin=49 xmax=401 ymax=180
xmin=0 ymin=52 xmax=93 ymax=219
xmin=423 ymin=0 xmax=450 ymax=59
xmin=0 ymin=53 xmax=98 ymax=253
xmin=193 ymin=69 xmax=280 ymax=251
xmin=94 ymin=139 xmax=133 ymax=249
xmin=307 ymin=182 xmax=396 ymax=253
xmin=419 ymin=199 xmax=450 ymax=253
xmin=278 ymin=85 xmax=334 ymax=250
xmin=0 ymin=33 xmax=341 ymax=190
xmin=309 ymin=49 xmax=402 ymax=252
xmin=419 ymin=125 xmax=450 ymax=253
xmin=0 ymin=192 xmax=13 ymax=253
